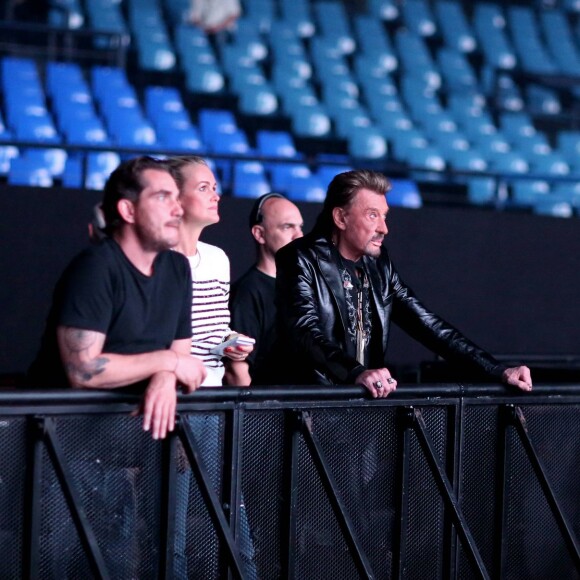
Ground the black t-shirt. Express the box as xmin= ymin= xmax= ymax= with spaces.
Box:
xmin=230 ymin=266 xmax=276 ymax=383
xmin=28 ymin=238 xmax=192 ymax=388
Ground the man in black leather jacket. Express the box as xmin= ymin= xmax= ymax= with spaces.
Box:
xmin=269 ymin=169 xmax=532 ymax=396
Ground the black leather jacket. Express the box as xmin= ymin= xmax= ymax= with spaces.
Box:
xmin=271 ymin=232 xmax=506 ymax=385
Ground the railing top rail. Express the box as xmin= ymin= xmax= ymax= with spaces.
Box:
xmin=0 ymin=384 xmax=579 ymax=406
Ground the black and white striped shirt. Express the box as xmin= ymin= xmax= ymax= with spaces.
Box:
xmin=187 ymin=241 xmax=232 ymax=386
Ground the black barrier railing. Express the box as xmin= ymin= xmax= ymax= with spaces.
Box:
xmin=0 ymin=385 xmax=578 ymax=579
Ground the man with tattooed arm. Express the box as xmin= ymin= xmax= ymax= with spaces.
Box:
xmin=29 ymin=156 xmax=207 ymax=439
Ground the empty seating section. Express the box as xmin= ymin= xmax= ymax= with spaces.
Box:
xmin=2 ymin=0 xmax=580 ymax=215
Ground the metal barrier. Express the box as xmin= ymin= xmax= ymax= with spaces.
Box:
xmin=0 ymin=385 xmax=578 ymax=579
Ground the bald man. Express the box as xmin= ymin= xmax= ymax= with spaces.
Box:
xmin=227 ymin=193 xmax=303 ymax=384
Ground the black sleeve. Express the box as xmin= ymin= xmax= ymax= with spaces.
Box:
xmin=386 ymin=256 xmax=506 ymax=380
xmin=57 ymin=250 xmax=115 ymax=333
xmin=230 ymin=280 xmax=262 ymax=368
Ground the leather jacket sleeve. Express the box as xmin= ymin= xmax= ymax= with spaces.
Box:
xmin=385 ymin=253 xmax=506 ymax=379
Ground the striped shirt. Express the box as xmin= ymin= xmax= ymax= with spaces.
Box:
xmin=187 ymin=241 xmax=232 ymax=387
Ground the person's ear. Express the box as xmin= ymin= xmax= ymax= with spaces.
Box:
xmin=117 ymin=199 xmax=136 ymax=224
xmin=332 ymin=207 xmax=347 ymax=231
xmin=251 ymin=224 xmax=266 ymax=245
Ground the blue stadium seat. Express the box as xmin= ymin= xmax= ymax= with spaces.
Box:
xmin=511 ymin=180 xmax=550 ymax=207
xmin=467 ymin=177 xmax=496 ymax=205
xmin=447 ymin=149 xmax=488 ymax=173
xmin=65 ymin=118 xmax=110 ymax=146
xmin=437 ymin=48 xmax=478 ymax=91
xmin=198 ymin=109 xmax=238 ymax=148
xmin=290 ymin=105 xmax=332 ymax=138
xmin=395 ymin=30 xmax=441 ymax=88
xmin=85 ymin=152 xmax=121 ymax=190
xmin=49 ymin=0 xmax=85 ymax=28
xmin=540 ymin=9 xmax=580 ymax=76
xmin=256 ymin=131 xmax=297 ymax=158
xmin=184 ymin=62 xmax=225 ymax=94
xmin=0 ymin=146 xmax=19 ymax=175
xmin=526 ymin=84 xmax=561 ymax=116
xmin=402 ymin=0 xmax=437 ymax=37
xmin=406 ymin=146 xmax=446 ymax=173
xmin=313 ymin=1 xmax=356 ymax=54
xmin=128 ymin=0 xmax=176 ymax=71
xmin=8 ymin=157 xmax=53 ymax=187
xmin=557 ymin=131 xmax=580 ymax=165
xmin=347 ymin=127 xmax=388 ymax=160
xmin=210 ymin=130 xmax=251 ymax=155
xmin=238 ymin=84 xmax=279 ymax=116
xmin=232 ymin=161 xmax=271 ymax=198
xmin=532 ymin=154 xmax=571 ymax=177
xmin=286 ymin=175 xmax=326 ymax=202
xmin=269 ymin=163 xmax=311 ymax=191
xmin=388 ymin=179 xmax=423 ymax=208
xmin=241 ymin=0 xmax=275 ymax=32
xmin=62 ymin=155 xmax=83 ymax=188
xmin=26 ymin=148 xmax=67 ymax=177
xmin=14 ymin=115 xmax=61 ymax=144
xmin=434 ymin=1 xmax=476 ymax=53
xmin=158 ymin=126 xmax=204 ymax=153
xmin=368 ymin=0 xmax=399 ymax=21
xmin=473 ymin=4 xmax=517 ymax=69
xmin=280 ymin=0 xmax=315 ymax=38
xmin=390 ymin=128 xmax=428 ymax=160
xmin=334 ymin=108 xmax=373 ymax=139
xmin=533 ymin=198 xmax=573 ymax=219
xmin=316 ymin=164 xmax=353 ymax=186
xmin=491 ymin=152 xmax=529 ymax=175
xmin=507 ymin=6 xmax=557 ymax=75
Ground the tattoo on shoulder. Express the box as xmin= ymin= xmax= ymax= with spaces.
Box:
xmin=63 ymin=328 xmax=99 ymax=353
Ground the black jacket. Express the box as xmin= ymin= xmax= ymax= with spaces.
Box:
xmin=269 ymin=232 xmax=506 ymax=386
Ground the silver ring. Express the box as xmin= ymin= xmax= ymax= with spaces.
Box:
xmin=387 ymin=378 xmax=395 ymax=384
xmin=375 ymin=381 xmax=383 ymax=389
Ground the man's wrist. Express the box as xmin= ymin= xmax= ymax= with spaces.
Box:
xmin=165 ymin=349 xmax=179 ymax=374
xmin=347 ymin=364 xmax=367 ymax=384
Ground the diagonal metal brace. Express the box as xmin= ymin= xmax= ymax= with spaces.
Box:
xmin=40 ymin=416 xmax=110 ymax=580
xmin=177 ymin=418 xmax=246 ymax=580
xmin=406 ymin=407 xmax=490 ymax=580
xmin=508 ymin=405 xmax=580 ymax=572
xmin=298 ymin=411 xmax=376 ymax=580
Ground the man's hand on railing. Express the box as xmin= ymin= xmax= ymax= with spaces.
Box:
xmin=140 ymin=371 xmax=178 ymax=439
xmin=356 ymin=368 xmax=397 ymax=398
xmin=174 ymin=353 xmax=207 ymax=393
xmin=502 ymin=366 xmax=533 ymax=391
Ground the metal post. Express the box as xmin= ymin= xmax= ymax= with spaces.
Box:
xmin=299 ymin=411 xmax=376 ymax=579
xmin=178 ymin=418 xmax=246 ymax=579
xmin=42 ymin=417 xmax=110 ymax=579
xmin=511 ymin=406 xmax=580 ymax=572
xmin=159 ymin=432 xmax=179 ymax=579
xmin=410 ymin=408 xmax=490 ymax=580
xmin=23 ymin=416 xmax=44 ymax=580
xmin=393 ymin=407 xmax=412 ymax=579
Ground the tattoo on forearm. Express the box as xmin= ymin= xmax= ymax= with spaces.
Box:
xmin=62 ymin=328 xmax=109 ymax=383
xmin=65 ymin=357 xmax=109 ymax=382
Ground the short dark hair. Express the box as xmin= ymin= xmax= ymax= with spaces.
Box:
xmin=248 ymin=192 xmax=286 ymax=228
xmin=313 ymin=169 xmax=391 ymax=238
xmin=165 ymin=155 xmax=209 ymax=192
xmin=101 ymin=156 xmax=173 ymax=233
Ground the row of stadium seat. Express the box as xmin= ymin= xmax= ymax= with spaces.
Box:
xmin=5 ymin=0 xmax=580 ymax=217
